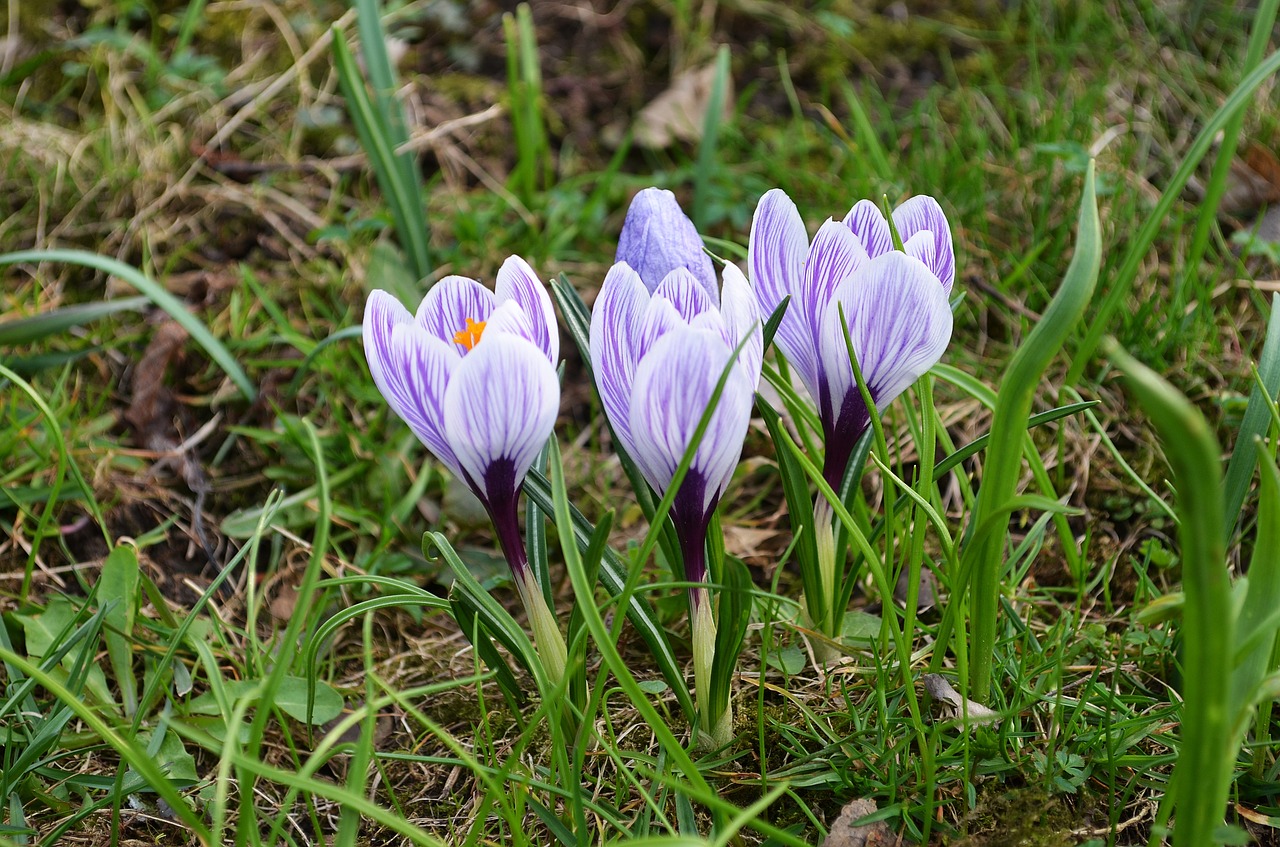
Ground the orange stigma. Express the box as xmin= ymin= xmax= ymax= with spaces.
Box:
xmin=453 ymin=317 xmax=487 ymax=351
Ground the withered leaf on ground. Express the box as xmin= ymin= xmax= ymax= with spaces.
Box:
xmin=632 ymin=60 xmax=733 ymax=149
xmin=822 ymin=798 xmax=912 ymax=847
xmin=922 ymin=673 xmax=1001 ymax=725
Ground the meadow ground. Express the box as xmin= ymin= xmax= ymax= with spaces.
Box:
xmin=3 ymin=1 xmax=1280 ymax=845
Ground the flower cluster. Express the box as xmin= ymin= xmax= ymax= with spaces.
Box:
xmin=363 ymin=185 xmax=954 ymax=745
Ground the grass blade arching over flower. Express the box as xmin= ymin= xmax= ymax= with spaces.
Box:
xmin=748 ymin=188 xmax=954 ymax=656
xmin=591 ymin=187 xmax=762 ymax=748
xmin=363 ymin=256 xmax=568 ymax=684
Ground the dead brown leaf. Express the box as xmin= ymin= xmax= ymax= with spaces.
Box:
xmin=633 ymin=60 xmax=733 ymax=149
xmin=823 ymin=798 xmax=911 ymax=847
xmin=1221 ymin=141 xmax=1280 ymax=215
xmin=922 ymin=673 xmax=1001 ymax=725
xmin=722 ymin=525 xmax=780 ymax=561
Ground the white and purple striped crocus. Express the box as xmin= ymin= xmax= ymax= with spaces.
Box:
xmin=748 ymin=189 xmax=954 ymax=643
xmin=591 ymin=188 xmax=762 ymax=746
xmin=363 ymin=256 xmax=568 ymax=682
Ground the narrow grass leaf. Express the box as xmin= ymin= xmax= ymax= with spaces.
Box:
xmin=708 ymin=557 xmax=752 ymax=738
xmin=0 ymin=296 xmax=149 ymax=345
xmin=332 ymin=25 xmax=431 ymax=281
xmin=0 ymin=250 xmax=255 ymax=400
xmin=1182 ymin=0 xmax=1280 ymax=305
xmin=0 ymin=647 xmax=212 ymax=842
xmin=547 ymin=437 xmax=714 ymax=796
xmin=1223 ymin=293 xmax=1280 ymax=536
xmin=1232 ymin=441 xmax=1280 ymax=725
xmin=428 ymin=531 xmax=542 ymax=685
xmin=692 ymin=45 xmax=731 ymax=228
xmin=288 ymin=324 xmax=362 ymax=395
xmin=755 ymin=395 xmax=820 ymax=620
xmin=524 ymin=468 xmax=696 ymax=721
xmin=446 ymin=595 xmax=525 ymax=726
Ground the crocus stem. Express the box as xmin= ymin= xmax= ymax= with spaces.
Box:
xmin=490 ymin=486 xmax=568 ymax=686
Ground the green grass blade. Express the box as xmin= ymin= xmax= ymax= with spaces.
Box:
xmin=966 ymin=161 xmax=1100 ymax=702
xmin=546 ymin=437 xmax=713 ymax=795
xmin=692 ymin=45 xmax=731 ymax=228
xmin=1232 ymin=441 xmax=1280 ymax=724
xmin=332 ymin=23 xmax=431 ymax=282
xmin=1109 ymin=342 xmax=1232 ymax=847
xmin=708 ymin=557 xmax=752 ymax=735
xmin=1223 ymin=292 xmax=1280 ymax=537
xmin=0 ymin=295 xmax=149 ymax=345
xmin=0 ymin=647 xmax=212 ymax=842
xmin=0 ymin=250 xmax=255 ymax=400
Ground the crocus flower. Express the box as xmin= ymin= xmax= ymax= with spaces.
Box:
xmin=363 ymin=256 xmax=567 ymax=682
xmin=591 ymin=187 xmax=762 ymax=746
xmin=748 ymin=189 xmax=954 ymax=646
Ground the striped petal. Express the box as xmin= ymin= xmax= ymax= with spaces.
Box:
xmin=718 ymin=263 xmax=764 ymax=390
xmin=415 ymin=275 xmax=497 ymax=353
xmin=616 ymin=187 xmax=719 ymax=304
xmin=628 ymin=327 xmax=754 ymax=515
xmin=443 ymin=333 xmax=560 ymax=504
xmin=819 ymin=251 xmax=953 ymax=417
xmin=495 ymin=255 xmax=559 ymax=363
xmin=892 ymin=195 xmax=955 ymax=293
xmin=748 ymin=188 xmax=818 ymax=390
xmin=797 ymin=219 xmax=870 ymax=396
xmin=843 ymin=199 xmax=891 ymax=258
xmin=653 ymin=267 xmax=717 ymax=323
xmin=589 ymin=262 xmax=651 ymax=456
xmin=363 ymin=293 xmax=463 ymax=475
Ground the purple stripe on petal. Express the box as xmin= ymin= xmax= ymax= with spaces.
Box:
xmin=380 ymin=322 xmax=464 ymax=477
xmin=415 ymin=276 xmax=497 ymax=353
xmin=748 ymin=188 xmax=808 ymax=321
xmin=892 ymin=195 xmax=955 ymax=293
xmin=804 ymin=219 xmax=870 ymax=325
xmin=902 ymin=230 xmax=936 ymax=274
xmin=748 ymin=190 xmax=823 ymax=396
xmin=819 ymin=251 xmax=952 ymax=430
xmin=443 ymin=333 xmax=560 ymax=504
xmin=627 ymin=327 xmax=754 ymax=517
xmin=616 ymin=187 xmax=719 ymax=304
xmin=484 ymin=300 xmax=537 ymax=344
xmin=843 ymin=199 xmax=891 ymax=258
xmin=652 ymin=267 xmax=718 ymax=323
xmin=364 ymin=289 xmax=413 ymax=400
xmin=795 ymin=220 xmax=870 ymax=399
xmin=635 ymin=296 xmax=685 ymax=363
xmin=589 ymin=262 xmax=652 ymax=457
xmin=495 ymin=255 xmax=559 ymax=364
xmin=718 ymin=264 xmax=764 ymax=390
